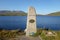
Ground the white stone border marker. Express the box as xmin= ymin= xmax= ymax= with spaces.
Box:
xmin=25 ymin=6 xmax=37 ymax=36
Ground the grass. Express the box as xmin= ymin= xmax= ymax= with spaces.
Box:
xmin=30 ymin=28 xmax=60 ymax=40
xmin=40 ymin=31 xmax=56 ymax=40
xmin=0 ymin=29 xmax=60 ymax=40
xmin=55 ymin=31 xmax=60 ymax=40
xmin=0 ymin=30 xmax=25 ymax=40
xmin=38 ymin=29 xmax=60 ymax=40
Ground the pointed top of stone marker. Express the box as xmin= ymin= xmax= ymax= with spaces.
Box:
xmin=29 ymin=6 xmax=35 ymax=9
xmin=28 ymin=6 xmax=36 ymax=15
xmin=28 ymin=6 xmax=35 ymax=11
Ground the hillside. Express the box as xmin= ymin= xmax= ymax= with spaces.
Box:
xmin=47 ymin=12 xmax=60 ymax=16
xmin=0 ymin=10 xmax=27 ymax=16
xmin=0 ymin=10 xmax=42 ymax=16
xmin=0 ymin=11 xmax=60 ymax=16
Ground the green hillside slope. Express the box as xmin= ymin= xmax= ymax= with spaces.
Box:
xmin=47 ymin=12 xmax=60 ymax=16
xmin=0 ymin=11 xmax=27 ymax=16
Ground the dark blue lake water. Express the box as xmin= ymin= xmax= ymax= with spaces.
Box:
xmin=0 ymin=16 xmax=60 ymax=30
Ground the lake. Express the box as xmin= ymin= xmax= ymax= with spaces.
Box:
xmin=0 ymin=16 xmax=60 ymax=30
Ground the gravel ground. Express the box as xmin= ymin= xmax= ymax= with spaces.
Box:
xmin=6 ymin=35 xmax=41 ymax=40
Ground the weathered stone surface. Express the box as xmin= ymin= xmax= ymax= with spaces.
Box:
xmin=25 ymin=7 xmax=37 ymax=36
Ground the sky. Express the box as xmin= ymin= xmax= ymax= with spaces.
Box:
xmin=0 ymin=0 xmax=60 ymax=15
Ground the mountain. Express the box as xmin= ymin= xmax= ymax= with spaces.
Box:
xmin=0 ymin=10 xmax=60 ymax=16
xmin=0 ymin=10 xmax=27 ymax=16
xmin=47 ymin=11 xmax=60 ymax=16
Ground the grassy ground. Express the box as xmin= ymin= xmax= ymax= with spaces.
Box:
xmin=0 ymin=29 xmax=60 ymax=40
xmin=30 ymin=28 xmax=60 ymax=40
xmin=0 ymin=30 xmax=25 ymax=40
xmin=34 ymin=29 xmax=60 ymax=40
xmin=41 ymin=31 xmax=60 ymax=40
xmin=55 ymin=31 xmax=60 ymax=40
xmin=40 ymin=31 xmax=56 ymax=40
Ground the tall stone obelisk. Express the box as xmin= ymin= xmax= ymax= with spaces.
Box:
xmin=26 ymin=7 xmax=37 ymax=36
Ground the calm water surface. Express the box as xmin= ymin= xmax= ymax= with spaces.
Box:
xmin=0 ymin=16 xmax=60 ymax=30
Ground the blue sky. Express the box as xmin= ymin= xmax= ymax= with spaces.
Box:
xmin=0 ymin=0 xmax=60 ymax=15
